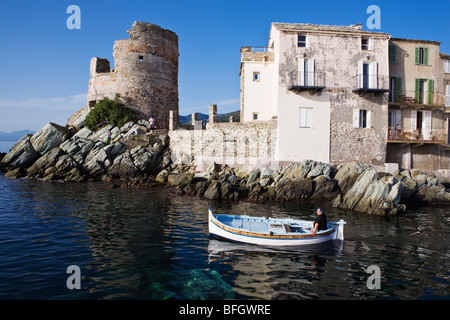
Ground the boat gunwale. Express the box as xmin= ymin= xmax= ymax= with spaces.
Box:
xmin=210 ymin=213 xmax=336 ymax=240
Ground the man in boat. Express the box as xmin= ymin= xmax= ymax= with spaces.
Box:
xmin=311 ymin=208 xmax=327 ymax=235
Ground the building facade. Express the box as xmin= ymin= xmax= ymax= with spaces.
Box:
xmin=240 ymin=23 xmax=390 ymax=166
xmin=386 ymin=38 xmax=450 ymax=172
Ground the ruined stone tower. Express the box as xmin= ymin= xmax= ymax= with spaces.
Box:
xmin=87 ymin=21 xmax=179 ymax=128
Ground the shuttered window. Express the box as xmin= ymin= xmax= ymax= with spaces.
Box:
xmin=389 ymin=43 xmax=397 ymax=63
xmin=299 ymin=108 xmax=311 ymax=128
xmin=415 ymin=47 xmax=429 ymax=65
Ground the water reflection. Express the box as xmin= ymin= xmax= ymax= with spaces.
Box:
xmin=1 ymin=174 xmax=449 ymax=300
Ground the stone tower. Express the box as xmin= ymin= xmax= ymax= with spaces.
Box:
xmin=87 ymin=21 xmax=179 ymax=129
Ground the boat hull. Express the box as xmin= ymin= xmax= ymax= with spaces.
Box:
xmin=208 ymin=208 xmax=345 ymax=247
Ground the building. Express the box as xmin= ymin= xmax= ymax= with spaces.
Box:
xmin=386 ymin=38 xmax=450 ymax=172
xmin=240 ymin=22 xmax=390 ymax=166
xmin=87 ymin=22 xmax=179 ymax=129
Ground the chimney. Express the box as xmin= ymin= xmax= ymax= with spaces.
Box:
xmin=355 ymin=22 xmax=363 ymax=30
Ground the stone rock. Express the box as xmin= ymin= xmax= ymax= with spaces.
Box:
xmin=1 ymin=134 xmax=40 ymax=168
xmin=247 ymin=170 xmax=260 ymax=184
xmin=107 ymin=151 xmax=138 ymax=178
xmin=333 ymin=167 xmax=405 ymax=215
xmin=204 ymin=181 xmax=221 ymax=199
xmin=276 ymin=178 xmax=315 ymax=200
xmin=312 ymin=175 xmax=337 ymax=198
xmin=260 ymin=167 xmax=275 ymax=178
xmin=131 ymin=146 xmax=155 ymax=171
xmin=156 ymin=170 xmax=169 ymax=183
xmin=167 ymin=173 xmax=193 ymax=188
xmin=30 ymin=122 xmax=71 ymax=155
xmin=66 ymin=105 xmax=90 ymax=128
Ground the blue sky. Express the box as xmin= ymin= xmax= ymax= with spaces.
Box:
xmin=0 ymin=0 xmax=448 ymax=132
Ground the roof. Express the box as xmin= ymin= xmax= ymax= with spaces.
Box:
xmin=390 ymin=37 xmax=441 ymax=45
xmin=271 ymin=22 xmax=390 ymax=37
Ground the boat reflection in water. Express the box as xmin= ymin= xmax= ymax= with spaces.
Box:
xmin=207 ymin=239 xmax=345 ymax=299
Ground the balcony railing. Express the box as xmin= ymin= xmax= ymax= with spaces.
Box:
xmin=388 ymin=90 xmax=444 ymax=106
xmin=387 ymin=128 xmax=447 ymax=144
xmin=352 ymin=75 xmax=390 ymax=94
xmin=288 ymin=71 xmax=326 ymax=92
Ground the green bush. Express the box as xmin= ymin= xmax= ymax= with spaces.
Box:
xmin=84 ymin=94 xmax=137 ymax=131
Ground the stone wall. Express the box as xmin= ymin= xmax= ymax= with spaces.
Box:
xmin=87 ymin=22 xmax=179 ymax=129
xmin=169 ymin=119 xmax=278 ymax=171
xmin=330 ymin=89 xmax=388 ymax=166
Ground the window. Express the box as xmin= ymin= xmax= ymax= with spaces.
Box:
xmin=415 ymin=47 xmax=429 ymax=65
xmin=138 ymin=55 xmax=144 ymax=62
xmin=252 ymin=113 xmax=258 ymax=120
xmin=389 ymin=43 xmax=397 ymax=63
xmin=253 ymin=72 xmax=260 ymax=81
xmin=410 ymin=110 xmax=432 ymax=140
xmin=299 ymin=108 xmax=311 ymax=128
xmin=446 ymin=85 xmax=450 ymax=107
xmin=297 ymin=59 xmax=315 ymax=86
xmin=357 ymin=61 xmax=378 ymax=89
xmin=444 ymin=60 xmax=450 ymax=73
xmin=415 ymin=78 xmax=434 ymax=104
xmin=389 ymin=77 xmax=402 ymax=102
xmin=298 ymin=35 xmax=307 ymax=47
xmin=353 ymin=109 xmax=371 ymax=128
xmin=361 ymin=37 xmax=370 ymax=50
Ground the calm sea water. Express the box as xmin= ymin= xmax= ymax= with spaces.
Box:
xmin=0 ymin=141 xmax=16 ymax=153
xmin=0 ymin=172 xmax=449 ymax=301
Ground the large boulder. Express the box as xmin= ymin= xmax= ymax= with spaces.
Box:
xmin=30 ymin=122 xmax=71 ymax=155
xmin=66 ymin=105 xmax=90 ymax=128
xmin=333 ymin=167 xmax=405 ymax=215
xmin=0 ymin=134 xmax=40 ymax=168
xmin=167 ymin=172 xmax=193 ymax=188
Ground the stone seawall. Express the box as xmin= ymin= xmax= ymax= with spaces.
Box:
xmin=169 ymin=119 xmax=278 ymax=171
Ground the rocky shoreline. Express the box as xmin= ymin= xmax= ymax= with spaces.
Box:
xmin=1 ymin=122 xmax=450 ymax=216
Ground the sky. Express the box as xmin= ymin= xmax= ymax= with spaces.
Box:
xmin=0 ymin=0 xmax=448 ymax=132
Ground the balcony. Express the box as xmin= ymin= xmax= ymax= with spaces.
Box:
xmin=389 ymin=90 xmax=445 ymax=109
xmin=352 ymin=75 xmax=390 ymax=95
xmin=387 ymin=128 xmax=447 ymax=145
xmin=288 ymin=71 xmax=326 ymax=93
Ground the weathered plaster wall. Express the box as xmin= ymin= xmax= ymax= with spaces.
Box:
xmin=272 ymin=25 xmax=389 ymax=165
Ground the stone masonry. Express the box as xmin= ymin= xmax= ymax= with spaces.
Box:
xmin=87 ymin=21 xmax=179 ymax=129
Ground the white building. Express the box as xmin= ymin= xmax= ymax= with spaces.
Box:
xmin=240 ymin=22 xmax=391 ymax=166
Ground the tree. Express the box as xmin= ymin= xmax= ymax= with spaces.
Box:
xmin=84 ymin=94 xmax=137 ymax=131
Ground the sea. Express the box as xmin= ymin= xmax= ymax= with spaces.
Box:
xmin=0 ymin=140 xmax=449 ymax=303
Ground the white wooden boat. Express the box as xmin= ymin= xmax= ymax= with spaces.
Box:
xmin=208 ymin=207 xmax=346 ymax=246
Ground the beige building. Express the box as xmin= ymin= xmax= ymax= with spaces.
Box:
xmin=240 ymin=22 xmax=390 ymax=166
xmin=386 ymin=38 xmax=450 ymax=172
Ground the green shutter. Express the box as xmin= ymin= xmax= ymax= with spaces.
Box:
xmin=415 ymin=78 xmax=420 ymax=102
xmin=424 ymin=48 xmax=429 ymax=65
xmin=427 ymin=79 xmax=434 ymax=104
xmin=389 ymin=44 xmax=396 ymax=63
xmin=395 ymin=77 xmax=402 ymax=102
xmin=415 ymin=47 xmax=420 ymax=64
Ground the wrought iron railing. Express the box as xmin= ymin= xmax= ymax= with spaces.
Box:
xmin=288 ymin=71 xmax=326 ymax=88
xmin=387 ymin=128 xmax=447 ymax=143
xmin=353 ymin=74 xmax=389 ymax=91
xmin=388 ymin=90 xmax=443 ymax=105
